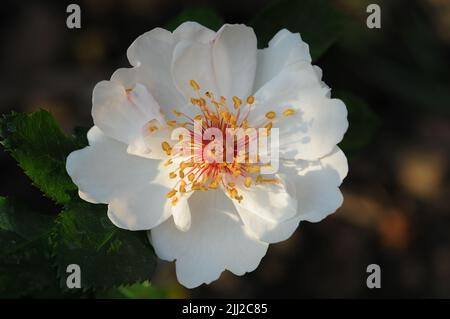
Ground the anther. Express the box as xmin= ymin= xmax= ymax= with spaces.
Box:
xmin=166 ymin=189 xmax=177 ymax=198
xmin=148 ymin=125 xmax=158 ymax=133
xmin=232 ymin=96 xmax=242 ymax=109
xmin=265 ymin=111 xmax=276 ymax=119
xmin=161 ymin=142 xmax=172 ymax=156
xmin=190 ymin=80 xmax=200 ymax=91
xmin=283 ymin=108 xmax=296 ymax=117
xmin=244 ymin=176 xmax=252 ymax=188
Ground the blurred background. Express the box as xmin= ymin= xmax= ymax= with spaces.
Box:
xmin=0 ymin=0 xmax=450 ymax=298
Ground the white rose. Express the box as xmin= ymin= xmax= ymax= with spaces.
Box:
xmin=66 ymin=22 xmax=348 ymax=288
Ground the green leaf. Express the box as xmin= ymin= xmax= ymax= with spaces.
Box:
xmin=251 ymin=0 xmax=342 ymax=60
xmin=337 ymin=93 xmax=379 ymax=155
xmin=53 ymin=203 xmax=157 ymax=290
xmin=166 ymin=7 xmax=224 ymax=32
xmin=0 ymin=110 xmax=85 ymax=204
xmin=0 ymin=197 xmax=54 ymax=240
xmin=0 ymin=197 xmax=59 ymax=298
xmin=96 ymin=281 xmax=169 ymax=299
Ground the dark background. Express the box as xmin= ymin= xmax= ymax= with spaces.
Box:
xmin=1 ymin=0 xmax=450 ymax=298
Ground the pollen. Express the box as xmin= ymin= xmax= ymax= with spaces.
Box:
xmin=164 ymin=159 xmax=173 ymax=166
xmin=179 ymin=180 xmax=187 ymax=193
xmin=166 ymin=120 xmax=178 ymax=127
xmin=244 ymin=176 xmax=252 ymax=188
xmin=246 ymin=95 xmax=255 ymax=105
xmin=283 ymin=108 xmax=295 ymax=117
xmin=229 ymin=188 xmax=239 ymax=198
xmin=232 ymin=96 xmax=242 ymax=109
xmin=265 ymin=111 xmax=276 ymax=119
xmin=166 ymin=189 xmax=177 ymax=198
xmin=173 ymin=110 xmax=183 ymax=117
xmin=148 ymin=125 xmax=158 ymax=133
xmin=161 ymin=142 xmax=172 ymax=156
xmin=264 ymin=122 xmax=273 ymax=130
xmin=190 ymin=80 xmax=200 ymax=91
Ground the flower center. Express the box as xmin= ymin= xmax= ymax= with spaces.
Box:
xmin=160 ymin=80 xmax=296 ymax=206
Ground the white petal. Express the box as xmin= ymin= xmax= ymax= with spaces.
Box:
xmin=251 ymin=62 xmax=326 ymax=119
xmin=280 ymin=147 xmax=348 ymax=223
xmin=66 ymin=127 xmax=173 ymax=230
xmin=254 ymin=29 xmax=311 ymax=91
xmin=249 ymin=62 xmax=347 ymax=160
xmin=320 ymin=146 xmax=348 ymax=184
xmin=277 ymin=96 xmax=348 ymax=160
xmin=127 ymin=123 xmax=173 ymax=160
xmin=67 ymin=127 xmax=154 ymax=203
xmin=110 ymin=28 xmax=186 ymax=117
xmin=150 ymin=190 xmax=268 ymax=288
xmin=172 ymin=195 xmax=192 ymax=232
xmin=127 ymin=28 xmax=173 ymax=67
xmin=238 ymin=206 xmax=301 ymax=243
xmin=92 ymin=81 xmax=163 ymax=144
xmin=313 ymin=66 xmax=331 ymax=97
xmin=173 ymin=21 xmax=216 ymax=43
xmin=171 ymin=39 xmax=219 ymax=101
xmin=107 ymin=183 xmax=173 ymax=231
xmin=212 ymin=24 xmax=257 ymax=100
xmin=231 ymin=175 xmax=297 ymax=223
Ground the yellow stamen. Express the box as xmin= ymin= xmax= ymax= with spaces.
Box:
xmin=283 ymin=108 xmax=296 ymax=117
xmin=166 ymin=189 xmax=177 ymax=198
xmin=256 ymin=175 xmax=279 ymax=184
xmin=190 ymin=80 xmax=200 ymax=91
xmin=265 ymin=111 xmax=276 ymax=119
xmin=247 ymin=95 xmax=255 ymax=105
xmin=232 ymin=96 xmax=242 ymax=109
xmin=164 ymin=159 xmax=173 ymax=166
xmin=264 ymin=122 xmax=273 ymax=130
xmin=247 ymin=165 xmax=261 ymax=173
xmin=198 ymin=98 xmax=206 ymax=107
xmin=179 ymin=180 xmax=187 ymax=193
xmin=244 ymin=176 xmax=252 ymax=188
xmin=161 ymin=141 xmax=172 ymax=156
xmin=166 ymin=120 xmax=178 ymax=127
xmin=169 ymin=172 xmax=177 ymax=179
xmin=230 ymin=188 xmax=238 ymax=198
xmin=148 ymin=125 xmax=158 ymax=133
